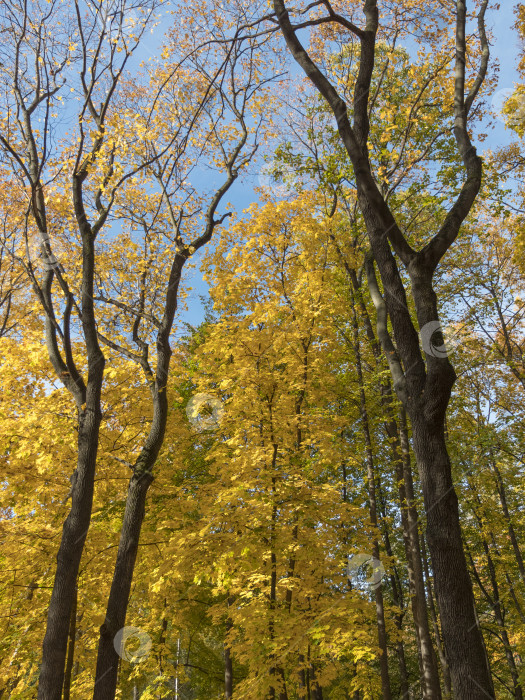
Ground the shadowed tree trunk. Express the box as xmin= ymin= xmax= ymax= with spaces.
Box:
xmin=272 ymin=0 xmax=495 ymax=695
xmin=351 ymin=297 xmax=392 ymax=700
xmin=62 ymin=585 xmax=78 ymax=700
xmin=225 ymin=599 xmax=234 ymax=699
xmin=94 ymin=152 xmax=250 ymax=698
xmin=342 ymin=257 xmax=442 ymax=698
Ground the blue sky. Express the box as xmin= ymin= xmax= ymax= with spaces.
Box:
xmin=164 ymin=2 xmax=522 ymax=332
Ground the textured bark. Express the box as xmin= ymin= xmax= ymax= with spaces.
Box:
xmin=343 ymin=257 xmax=441 ymax=698
xmin=93 ymin=111 xmax=252 ymax=697
xmin=38 ymin=228 xmax=105 ymax=698
xmin=38 ymin=408 xmax=102 ymax=699
xmin=93 ymin=471 xmax=155 ymax=698
xmin=271 ymin=0 xmax=494 ymax=695
xmin=410 ymin=416 xmax=494 ymax=698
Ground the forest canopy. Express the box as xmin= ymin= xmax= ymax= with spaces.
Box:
xmin=0 ymin=1 xmax=524 ymax=699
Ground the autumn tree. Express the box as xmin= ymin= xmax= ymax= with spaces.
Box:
xmin=248 ymin=0 xmax=498 ymax=696
xmin=0 ymin=0 xmax=268 ymax=697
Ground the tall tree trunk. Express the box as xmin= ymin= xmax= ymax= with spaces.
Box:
xmin=272 ymin=0 xmax=494 ymax=694
xmin=491 ymin=459 xmax=525 ymax=583
xmin=62 ymin=585 xmax=78 ymax=700
xmin=269 ymin=442 xmax=280 ymax=700
xmin=224 ymin=602 xmax=234 ymax=699
xmin=343 ymin=254 xmax=442 ymax=698
xmin=38 ymin=383 xmax=103 ymax=698
xmin=397 ymin=409 xmax=442 ymax=699
xmin=37 ymin=137 xmax=107 ymax=698
xmin=93 ymin=470 xmax=154 ymax=698
xmin=410 ymin=419 xmax=495 ymax=698
xmin=421 ymin=533 xmax=452 ymax=698
xmin=351 ymin=301 xmax=392 ymax=700
xmin=366 ymin=242 xmax=495 ymax=699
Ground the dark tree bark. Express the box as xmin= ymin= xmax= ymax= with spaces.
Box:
xmin=224 ymin=639 xmax=233 ymax=699
xmin=224 ymin=599 xmax=234 ymax=699
xmin=271 ymin=0 xmax=494 ymax=696
xmin=93 ymin=148 xmax=249 ymax=698
xmin=351 ymin=298 xmax=392 ymax=700
xmin=36 ymin=94 xmax=107 ymax=700
xmin=342 ymin=257 xmax=441 ymax=698
xmin=62 ymin=585 xmax=78 ymax=700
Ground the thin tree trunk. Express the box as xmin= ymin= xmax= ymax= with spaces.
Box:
xmin=340 ymin=244 xmax=441 ymax=699
xmin=62 ymin=585 xmax=77 ymax=700
xmin=491 ymin=460 xmax=525 ymax=584
xmin=377 ymin=486 xmax=410 ymax=699
xmin=269 ymin=441 xmax=280 ymax=700
xmin=397 ymin=409 xmax=442 ymax=699
xmin=93 ymin=470 xmax=154 ymax=698
xmin=225 ymin=601 xmax=234 ymax=699
xmin=421 ymin=533 xmax=452 ymax=698
xmin=351 ymin=300 xmax=392 ymax=700
xmin=466 ymin=490 xmax=523 ymax=700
